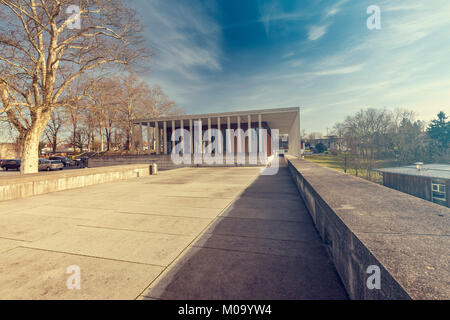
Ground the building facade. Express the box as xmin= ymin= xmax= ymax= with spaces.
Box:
xmin=131 ymin=107 xmax=301 ymax=161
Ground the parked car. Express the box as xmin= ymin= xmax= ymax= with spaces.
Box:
xmin=49 ymin=156 xmax=74 ymax=167
xmin=49 ymin=160 xmax=64 ymax=171
xmin=74 ymin=157 xmax=88 ymax=168
xmin=38 ymin=159 xmax=52 ymax=171
xmin=1 ymin=159 xmax=21 ymax=171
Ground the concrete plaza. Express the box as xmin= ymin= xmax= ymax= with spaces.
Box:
xmin=0 ymin=164 xmax=346 ymax=299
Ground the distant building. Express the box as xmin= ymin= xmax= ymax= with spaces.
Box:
xmin=308 ymin=135 xmax=344 ymax=151
xmin=0 ymin=143 xmax=20 ymax=159
xmin=377 ymin=164 xmax=450 ymax=207
xmin=133 ymin=107 xmax=302 ymax=158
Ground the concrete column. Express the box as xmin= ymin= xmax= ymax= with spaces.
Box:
xmin=155 ymin=121 xmax=160 ymax=155
xmin=237 ymin=115 xmax=241 ymax=153
xmin=147 ymin=123 xmax=151 ymax=154
xmin=226 ymin=116 xmax=231 ymax=154
xmin=217 ymin=117 xmax=222 ymax=154
xmin=171 ymin=120 xmax=175 ymax=153
xmin=247 ymin=114 xmax=252 ymax=153
xmin=258 ymin=114 xmax=263 ymax=153
xmin=207 ymin=117 xmax=211 ymax=143
xmin=198 ymin=119 xmax=203 ymax=154
xmin=139 ymin=123 xmax=144 ymax=154
xmin=288 ymin=108 xmax=301 ymax=157
xmin=163 ymin=121 xmax=167 ymax=155
xmin=189 ymin=119 xmax=193 ymax=154
xmin=180 ymin=119 xmax=184 ymax=154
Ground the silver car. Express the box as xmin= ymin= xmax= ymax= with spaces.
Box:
xmin=38 ymin=159 xmax=51 ymax=171
xmin=49 ymin=160 xmax=64 ymax=171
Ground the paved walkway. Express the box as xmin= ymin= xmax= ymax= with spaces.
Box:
xmin=0 ymin=164 xmax=347 ymax=299
xmin=144 ymin=163 xmax=347 ymax=299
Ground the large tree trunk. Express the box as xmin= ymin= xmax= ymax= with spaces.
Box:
xmin=21 ymin=125 xmax=44 ymax=174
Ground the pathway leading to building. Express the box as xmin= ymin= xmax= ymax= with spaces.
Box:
xmin=144 ymin=162 xmax=347 ymax=299
xmin=0 ymin=163 xmax=346 ymax=299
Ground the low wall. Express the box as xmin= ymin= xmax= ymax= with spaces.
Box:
xmin=88 ymin=155 xmax=183 ymax=170
xmin=286 ymin=156 xmax=449 ymax=300
xmin=0 ymin=164 xmax=150 ymax=202
xmin=88 ymin=155 xmax=267 ymax=170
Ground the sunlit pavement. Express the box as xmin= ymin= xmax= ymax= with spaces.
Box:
xmin=0 ymin=164 xmax=346 ymax=299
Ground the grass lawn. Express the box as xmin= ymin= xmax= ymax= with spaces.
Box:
xmin=304 ymin=154 xmax=399 ymax=184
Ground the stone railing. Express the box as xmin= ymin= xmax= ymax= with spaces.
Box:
xmin=286 ymin=156 xmax=449 ymax=300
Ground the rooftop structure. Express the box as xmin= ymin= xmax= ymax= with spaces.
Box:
xmin=377 ymin=164 xmax=450 ymax=180
xmin=377 ymin=164 xmax=449 ymax=207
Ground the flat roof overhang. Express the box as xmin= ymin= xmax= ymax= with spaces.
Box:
xmin=133 ymin=107 xmax=299 ymax=135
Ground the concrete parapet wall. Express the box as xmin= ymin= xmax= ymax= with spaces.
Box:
xmin=88 ymin=155 xmax=266 ymax=170
xmin=286 ymin=156 xmax=450 ymax=300
xmin=88 ymin=155 xmax=183 ymax=170
xmin=0 ymin=165 xmax=150 ymax=202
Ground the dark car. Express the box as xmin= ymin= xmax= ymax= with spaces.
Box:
xmin=49 ymin=156 xmax=74 ymax=167
xmin=74 ymin=157 xmax=88 ymax=168
xmin=1 ymin=159 xmax=21 ymax=171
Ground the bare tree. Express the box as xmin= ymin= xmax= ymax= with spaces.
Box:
xmin=0 ymin=0 xmax=150 ymax=173
xmin=44 ymin=110 xmax=65 ymax=153
xmin=84 ymin=77 xmax=119 ymax=151
xmin=114 ymin=73 xmax=183 ymax=152
xmin=66 ymin=103 xmax=83 ymax=152
xmin=150 ymin=84 xmax=183 ymax=117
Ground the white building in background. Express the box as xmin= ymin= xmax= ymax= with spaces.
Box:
xmin=131 ymin=107 xmax=301 ymax=161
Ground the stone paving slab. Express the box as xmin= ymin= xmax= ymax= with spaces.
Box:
xmin=24 ymin=226 xmax=196 ymax=266
xmin=219 ymin=207 xmax=312 ymax=222
xmin=145 ymin=246 xmax=347 ymax=300
xmin=0 ymin=247 xmax=163 ymax=300
xmin=0 ymin=197 xmax=54 ymax=215
xmin=4 ymin=205 xmax=114 ymax=220
xmin=49 ymin=195 xmax=231 ymax=211
xmin=206 ymin=217 xmax=321 ymax=242
xmin=114 ymin=206 xmax=227 ymax=219
xmin=0 ymin=213 xmax=81 ymax=242
xmin=194 ymin=233 xmax=329 ymax=259
xmin=81 ymin=212 xmax=211 ymax=236
xmin=229 ymin=197 xmax=307 ymax=211
xmin=0 ymin=238 xmax=26 ymax=253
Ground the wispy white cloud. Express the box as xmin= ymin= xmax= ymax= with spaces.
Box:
xmin=136 ymin=0 xmax=222 ymax=81
xmin=324 ymin=0 xmax=349 ymax=18
xmin=307 ymin=0 xmax=348 ymax=41
xmin=312 ymin=64 xmax=364 ymax=76
xmin=308 ymin=24 xmax=327 ymax=40
xmin=289 ymin=59 xmax=303 ymax=68
xmin=258 ymin=2 xmax=308 ymax=35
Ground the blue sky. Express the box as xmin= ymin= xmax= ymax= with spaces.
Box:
xmin=132 ymin=0 xmax=450 ymax=134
